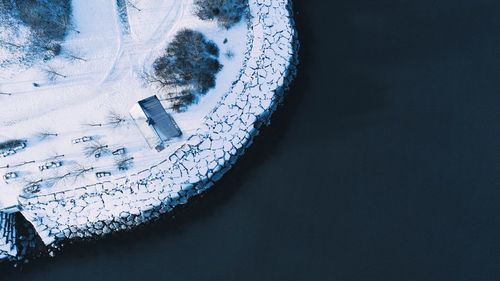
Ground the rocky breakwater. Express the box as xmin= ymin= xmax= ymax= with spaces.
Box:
xmin=15 ymin=0 xmax=298 ymax=255
xmin=0 ymin=213 xmax=17 ymax=260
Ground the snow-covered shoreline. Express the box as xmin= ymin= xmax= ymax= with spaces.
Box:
xmin=1 ymin=0 xmax=298 ymax=261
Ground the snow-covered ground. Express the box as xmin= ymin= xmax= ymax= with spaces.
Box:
xmin=0 ymin=0 xmax=248 ymax=209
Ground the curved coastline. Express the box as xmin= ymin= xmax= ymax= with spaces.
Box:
xmin=1 ymin=0 xmax=299 ymax=261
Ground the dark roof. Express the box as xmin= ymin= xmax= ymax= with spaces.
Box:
xmin=138 ymin=96 xmax=182 ymax=142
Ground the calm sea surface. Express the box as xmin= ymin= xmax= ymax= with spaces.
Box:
xmin=3 ymin=0 xmax=500 ymax=280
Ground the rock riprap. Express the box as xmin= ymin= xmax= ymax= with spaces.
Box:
xmin=0 ymin=213 xmax=17 ymax=259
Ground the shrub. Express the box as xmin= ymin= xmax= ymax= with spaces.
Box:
xmin=0 ymin=139 xmax=25 ymax=151
xmin=151 ymin=29 xmax=222 ymax=110
xmin=0 ymin=0 xmax=72 ymax=68
xmin=171 ymin=90 xmax=197 ymax=112
xmin=193 ymin=0 xmax=248 ymax=29
xmin=14 ymin=0 xmax=72 ymax=42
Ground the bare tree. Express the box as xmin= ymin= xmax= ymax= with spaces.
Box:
xmin=193 ymin=0 xmax=248 ymax=28
xmin=11 ymin=160 xmax=36 ymax=168
xmin=126 ymin=0 xmax=141 ymax=11
xmin=46 ymin=153 xmax=65 ymax=161
xmin=36 ymin=129 xmax=58 ymax=141
xmin=224 ymin=49 xmax=235 ymax=60
xmin=44 ymin=66 xmax=67 ymax=81
xmin=46 ymin=174 xmax=69 ymax=188
xmin=71 ymin=165 xmax=94 ymax=181
xmin=160 ymin=90 xmax=196 ymax=112
xmin=83 ymin=141 xmax=110 ymax=158
xmin=0 ymin=84 xmax=12 ymax=96
xmin=116 ymin=156 xmax=134 ymax=171
xmin=58 ymin=15 xmax=80 ymax=34
xmin=142 ymin=69 xmax=182 ymax=90
xmin=44 ymin=164 xmax=94 ymax=186
xmin=36 ymin=43 xmax=62 ymax=56
xmin=0 ymin=39 xmax=21 ymax=49
xmin=82 ymin=122 xmax=103 ymax=127
xmin=64 ymin=51 xmax=87 ymax=62
xmin=106 ymin=110 xmax=129 ymax=128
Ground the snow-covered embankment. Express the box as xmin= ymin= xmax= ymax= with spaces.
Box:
xmin=11 ymin=0 xmax=299 ymax=256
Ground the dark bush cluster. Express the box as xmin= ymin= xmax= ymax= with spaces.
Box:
xmin=0 ymin=139 xmax=25 ymax=151
xmin=0 ymin=0 xmax=72 ymax=66
xmin=193 ymin=0 xmax=248 ymax=29
xmin=152 ymin=29 xmax=222 ymax=111
xmin=169 ymin=90 xmax=197 ymax=112
xmin=14 ymin=0 xmax=72 ymax=42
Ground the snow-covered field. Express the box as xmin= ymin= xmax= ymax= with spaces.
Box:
xmin=0 ymin=0 xmax=248 ymax=210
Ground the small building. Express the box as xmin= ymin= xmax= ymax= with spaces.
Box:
xmin=130 ymin=96 xmax=182 ymax=151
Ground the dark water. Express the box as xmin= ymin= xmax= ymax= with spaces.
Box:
xmin=3 ymin=0 xmax=500 ymax=280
